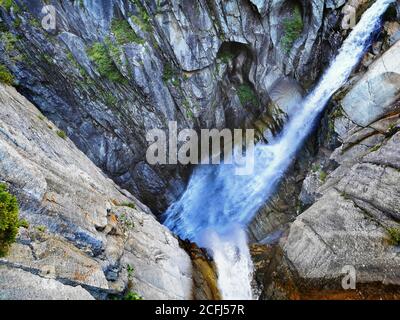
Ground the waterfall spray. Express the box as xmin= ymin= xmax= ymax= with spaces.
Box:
xmin=164 ymin=0 xmax=395 ymax=300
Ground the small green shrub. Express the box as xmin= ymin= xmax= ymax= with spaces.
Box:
xmin=319 ymin=171 xmax=328 ymax=182
xmin=130 ymin=0 xmax=152 ymax=32
xmin=1 ymin=32 xmax=18 ymax=56
xmin=0 ymin=183 xmax=19 ymax=257
xmin=0 ymin=64 xmax=14 ymax=85
xmin=311 ymin=164 xmax=321 ymax=173
xmin=386 ymin=123 xmax=400 ymax=138
xmin=123 ymin=291 xmax=143 ymax=300
xmin=388 ymin=227 xmax=400 ymax=246
xmin=127 ymin=264 xmax=134 ymax=279
xmin=162 ymin=63 xmax=176 ymax=83
xmin=182 ymin=99 xmax=194 ymax=119
xmin=281 ymin=6 xmax=303 ymax=53
xmin=18 ymin=219 xmax=29 ymax=229
xmin=13 ymin=17 xmax=21 ymax=28
xmin=56 ymin=130 xmax=67 ymax=139
xmin=103 ymin=92 xmax=118 ymax=108
xmin=217 ymin=51 xmax=235 ymax=64
xmin=111 ymin=19 xmax=144 ymax=45
xmin=118 ymin=202 xmax=136 ymax=209
xmin=237 ymin=84 xmax=258 ymax=106
xmin=119 ymin=213 xmax=135 ymax=229
xmin=36 ymin=225 xmax=46 ymax=233
xmin=87 ymin=42 xmax=126 ymax=83
xmin=0 ymin=0 xmax=13 ymax=10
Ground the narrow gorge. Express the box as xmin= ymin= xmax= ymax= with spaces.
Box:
xmin=0 ymin=0 xmax=399 ymax=301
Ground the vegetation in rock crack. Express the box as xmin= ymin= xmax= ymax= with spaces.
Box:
xmin=281 ymin=6 xmax=303 ymax=53
xmin=387 ymin=227 xmax=400 ymax=246
xmin=370 ymin=144 xmax=382 ymax=152
xmin=111 ymin=18 xmax=144 ymax=45
xmin=130 ymin=0 xmax=152 ymax=32
xmin=56 ymin=130 xmax=67 ymax=139
xmin=162 ymin=63 xmax=179 ymax=84
xmin=127 ymin=264 xmax=135 ymax=279
xmin=0 ymin=183 xmax=19 ymax=257
xmin=36 ymin=225 xmax=46 ymax=233
xmin=87 ymin=42 xmax=126 ymax=83
xmin=237 ymin=84 xmax=259 ymax=107
xmin=0 ymin=64 xmax=14 ymax=85
xmin=118 ymin=202 xmax=136 ymax=209
xmin=217 ymin=51 xmax=236 ymax=64
xmin=0 ymin=0 xmax=17 ymax=11
xmin=319 ymin=171 xmax=328 ymax=182
xmin=119 ymin=213 xmax=135 ymax=229
xmin=103 ymin=92 xmax=118 ymax=108
xmin=123 ymin=291 xmax=143 ymax=300
xmin=123 ymin=263 xmax=142 ymax=300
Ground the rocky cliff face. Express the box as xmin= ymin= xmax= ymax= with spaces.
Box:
xmin=0 ymin=0 xmax=346 ymax=214
xmin=1 ymin=0 xmax=399 ymax=301
xmin=252 ymin=14 xmax=400 ymax=299
xmin=0 ymin=84 xmax=192 ymax=300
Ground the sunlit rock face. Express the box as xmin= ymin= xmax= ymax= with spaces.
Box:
xmin=0 ymin=85 xmax=192 ymax=300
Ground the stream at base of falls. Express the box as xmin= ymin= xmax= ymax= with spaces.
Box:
xmin=163 ymin=0 xmax=395 ymax=300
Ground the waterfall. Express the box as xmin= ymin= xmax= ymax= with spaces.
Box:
xmin=163 ymin=0 xmax=394 ymax=300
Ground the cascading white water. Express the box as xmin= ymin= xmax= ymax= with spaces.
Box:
xmin=164 ymin=0 xmax=394 ymax=300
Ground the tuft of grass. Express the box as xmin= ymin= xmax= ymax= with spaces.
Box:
xmin=370 ymin=144 xmax=381 ymax=153
xmin=311 ymin=164 xmax=321 ymax=173
xmin=281 ymin=6 xmax=303 ymax=53
xmin=87 ymin=42 xmax=126 ymax=83
xmin=123 ymin=291 xmax=143 ymax=300
xmin=182 ymin=99 xmax=194 ymax=119
xmin=319 ymin=171 xmax=328 ymax=182
xmin=119 ymin=213 xmax=135 ymax=229
xmin=237 ymin=84 xmax=258 ymax=107
xmin=1 ymin=32 xmax=17 ymax=54
xmin=0 ymin=0 xmax=13 ymax=10
xmin=56 ymin=130 xmax=67 ymax=139
xmin=118 ymin=202 xmax=136 ymax=209
xmin=104 ymin=93 xmax=118 ymax=107
xmin=385 ymin=123 xmax=400 ymax=138
xmin=111 ymin=18 xmax=144 ymax=45
xmin=18 ymin=219 xmax=29 ymax=229
xmin=387 ymin=227 xmax=400 ymax=246
xmin=217 ymin=51 xmax=235 ymax=64
xmin=130 ymin=0 xmax=152 ymax=32
xmin=162 ymin=63 xmax=177 ymax=83
xmin=0 ymin=64 xmax=14 ymax=85
xmin=36 ymin=225 xmax=46 ymax=233
xmin=0 ymin=183 xmax=19 ymax=257
xmin=127 ymin=264 xmax=134 ymax=279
